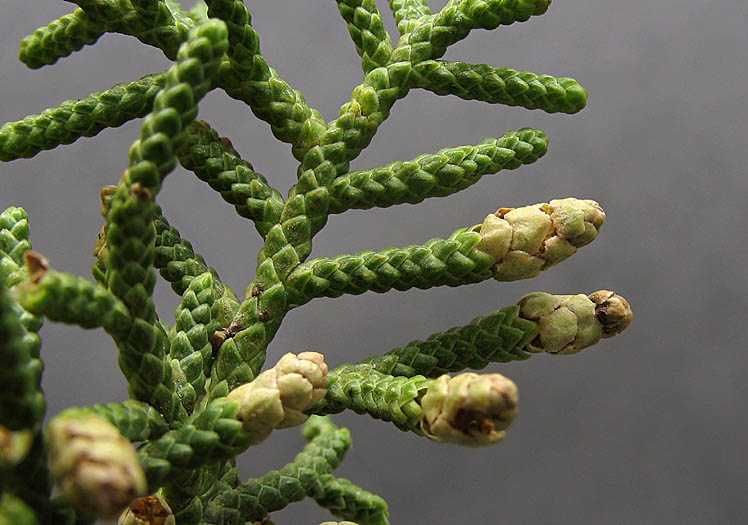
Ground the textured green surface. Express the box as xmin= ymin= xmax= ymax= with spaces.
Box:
xmin=337 ymin=0 xmax=393 ymax=73
xmin=103 ymin=20 xmax=228 ymax=423
xmin=177 ymin=120 xmax=285 ymax=237
xmin=56 ymin=400 xmax=168 ymax=442
xmin=284 ymin=228 xmax=495 ymax=307
xmin=0 ymin=268 xmax=44 ymax=432
xmin=0 ymin=0 xmax=632 ymax=522
xmin=0 ymin=73 xmax=166 ymax=162
xmin=410 ymin=61 xmax=588 ymax=114
xmin=363 ymin=305 xmax=537 ymax=378
xmin=198 ymin=416 xmax=386 ymax=524
xmin=0 ymin=493 xmax=36 ymax=525
xmin=16 ymin=266 xmax=133 ymax=338
xmin=310 ymin=364 xmax=431 ymax=435
xmin=326 ymin=128 xmax=548 ymax=213
xmin=18 ymin=9 xmax=105 ymax=69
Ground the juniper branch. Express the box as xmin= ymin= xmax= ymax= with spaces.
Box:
xmin=0 ymin=269 xmax=44 ymax=431
xmin=206 ymin=0 xmax=328 ymax=159
xmin=362 ymin=290 xmax=632 ymax=378
xmin=410 ymin=61 xmax=588 ymax=114
xmin=104 ymin=20 xmax=228 ymax=421
xmin=14 ymin=254 xmax=133 ymax=339
xmin=200 ymin=416 xmax=352 ymax=524
xmin=389 ymin=0 xmax=431 ymax=34
xmin=68 ymin=0 xmax=192 ymax=60
xmin=55 ymin=400 xmax=168 ymax=442
xmin=18 ymin=9 xmax=105 ymax=69
xmin=309 ymin=363 xmax=430 ymax=435
xmin=326 ymin=128 xmax=548 ymax=214
xmin=363 ymin=305 xmax=537 ymax=378
xmin=283 ymin=227 xmax=494 ymax=308
xmin=336 ymin=0 xmax=393 ymax=73
xmin=0 ymin=72 xmax=165 ymax=162
xmin=312 ymin=475 xmax=389 ymax=525
xmin=177 ymin=120 xmax=285 ymax=237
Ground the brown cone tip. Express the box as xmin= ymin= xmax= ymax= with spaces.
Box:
xmin=100 ymin=185 xmax=117 ymax=206
xmin=588 ymin=290 xmax=633 ymax=338
xmin=24 ymin=251 xmax=48 ymax=284
xmin=128 ymin=494 xmax=173 ymax=525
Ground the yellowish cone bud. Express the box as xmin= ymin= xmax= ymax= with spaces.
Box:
xmin=227 ymin=352 xmax=328 ymax=444
xmin=477 ymin=198 xmax=605 ymax=281
xmin=118 ymin=493 xmax=175 ymax=525
xmin=517 ymin=290 xmax=632 ymax=354
xmin=420 ymin=373 xmax=518 ymax=447
xmin=47 ymin=415 xmax=146 ymax=519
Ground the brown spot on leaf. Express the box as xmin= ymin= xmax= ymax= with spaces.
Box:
xmin=24 ymin=251 xmax=48 ymax=283
xmin=130 ymin=494 xmax=173 ymax=525
xmin=130 ymin=183 xmax=151 ymax=201
xmin=453 ymin=409 xmax=496 ymax=436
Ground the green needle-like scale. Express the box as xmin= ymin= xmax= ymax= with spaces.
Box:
xmin=177 ymin=121 xmax=285 ymax=237
xmin=364 ymin=305 xmax=537 ymax=378
xmin=311 ymin=364 xmax=431 ymax=434
xmin=285 ymin=228 xmax=494 ymax=307
xmin=18 ymin=9 xmax=105 ymax=69
xmin=389 ymin=0 xmax=431 ymax=34
xmin=200 ymin=416 xmax=354 ymax=524
xmin=0 ymin=208 xmax=32 ymax=267
xmin=312 ymin=475 xmax=389 ymax=525
xmin=337 ymin=0 xmax=393 ymax=73
xmin=327 ymin=128 xmax=548 ymax=213
xmin=411 ymin=61 xmax=588 ymax=114
xmin=55 ymin=400 xmax=168 ymax=442
xmin=0 ymin=72 xmax=165 ymax=162
xmin=70 ymin=0 xmax=191 ymax=60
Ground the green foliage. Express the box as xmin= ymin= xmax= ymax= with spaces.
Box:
xmin=0 ymin=1 xmax=631 ymax=523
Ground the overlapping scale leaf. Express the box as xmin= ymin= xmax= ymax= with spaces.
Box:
xmin=411 ymin=61 xmax=587 ymax=114
xmin=363 ymin=305 xmax=538 ymax=378
xmin=284 ymin=228 xmax=494 ymax=307
xmin=337 ymin=0 xmax=393 ymax=72
xmin=137 ymin=398 xmax=251 ymax=489
xmin=206 ymin=0 xmax=327 ymax=158
xmin=312 ymin=475 xmax=389 ymax=525
xmin=177 ymin=120 xmax=285 ymax=236
xmin=18 ymin=9 xmax=105 ymax=69
xmin=310 ymin=364 xmax=431 ymax=434
xmin=327 ymin=129 xmax=547 ymax=213
xmin=200 ymin=416 xmax=351 ymax=524
xmin=171 ymin=272 xmax=226 ymax=413
xmin=0 ymin=73 xmax=165 ymax=162
xmin=70 ymin=0 xmax=192 ymax=59
xmin=389 ymin=0 xmax=431 ymax=34
xmin=55 ymin=400 xmax=168 ymax=443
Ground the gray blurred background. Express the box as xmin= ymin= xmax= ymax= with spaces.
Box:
xmin=2 ymin=1 xmax=747 ymax=523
